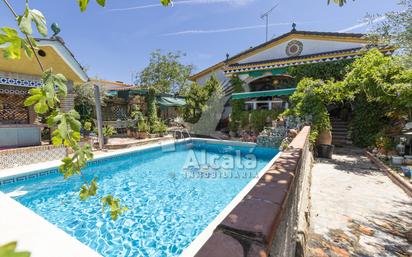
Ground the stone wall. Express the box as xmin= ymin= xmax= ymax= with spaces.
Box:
xmin=0 ymin=145 xmax=67 ymax=169
xmin=194 ymin=126 xmax=312 ymax=257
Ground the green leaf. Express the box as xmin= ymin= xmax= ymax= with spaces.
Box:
xmin=0 ymin=27 xmax=23 ymax=59
xmin=0 ymin=241 xmax=31 ymax=257
xmin=79 ymin=179 xmax=98 ymax=201
xmin=102 ymin=195 xmax=128 ymax=221
xmin=21 ymin=37 xmax=36 ymax=58
xmin=79 ymin=185 xmax=88 ymax=200
xmin=23 ymin=94 xmax=42 ymax=106
xmin=89 ymin=179 xmax=98 ymax=196
xmin=96 ymin=0 xmax=106 ymax=7
xmin=17 ymin=5 xmax=48 ymax=37
xmin=160 ymin=0 xmax=172 ymax=6
xmin=77 ymin=0 xmax=90 ymax=12
xmin=59 ymin=156 xmax=80 ymax=179
xmin=34 ymin=99 xmax=48 ymax=114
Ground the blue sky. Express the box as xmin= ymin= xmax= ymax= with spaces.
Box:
xmin=0 ymin=0 xmax=402 ymax=83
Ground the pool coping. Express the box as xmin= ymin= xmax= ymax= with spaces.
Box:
xmin=0 ymin=137 xmax=278 ymax=257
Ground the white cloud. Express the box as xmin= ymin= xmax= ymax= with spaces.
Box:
xmin=109 ymin=0 xmax=256 ymax=12
xmin=338 ymin=16 xmax=386 ymax=33
xmin=162 ymin=21 xmax=311 ymax=36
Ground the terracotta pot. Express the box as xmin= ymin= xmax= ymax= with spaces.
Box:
xmin=317 ymin=130 xmax=332 ymax=145
xmin=138 ymin=132 xmax=148 ymax=139
xmin=127 ymin=129 xmax=133 ymax=137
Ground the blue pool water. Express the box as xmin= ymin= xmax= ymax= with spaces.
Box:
xmin=0 ymin=140 xmax=278 ymax=257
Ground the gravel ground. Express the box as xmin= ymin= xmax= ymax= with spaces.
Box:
xmin=308 ymin=147 xmax=412 ymax=257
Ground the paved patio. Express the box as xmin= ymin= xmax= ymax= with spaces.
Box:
xmin=308 ymin=147 xmax=412 ymax=257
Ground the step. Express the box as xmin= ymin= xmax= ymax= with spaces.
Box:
xmin=332 ymin=141 xmax=353 ymax=146
xmin=331 ymin=122 xmax=348 ymax=126
xmin=332 ymin=136 xmax=348 ymax=141
xmin=332 ymin=128 xmax=348 ymax=133
xmin=332 ymin=130 xmax=348 ymax=135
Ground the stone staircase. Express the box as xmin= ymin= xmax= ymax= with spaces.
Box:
xmin=331 ymin=117 xmax=352 ymax=146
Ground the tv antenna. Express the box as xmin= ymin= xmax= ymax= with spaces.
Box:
xmin=260 ymin=3 xmax=279 ymax=42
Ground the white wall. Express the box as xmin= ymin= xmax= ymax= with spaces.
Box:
xmin=196 ymin=68 xmax=226 ymax=85
xmin=238 ymin=39 xmax=365 ymax=64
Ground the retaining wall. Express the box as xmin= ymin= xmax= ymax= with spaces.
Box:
xmin=194 ymin=126 xmax=312 ymax=257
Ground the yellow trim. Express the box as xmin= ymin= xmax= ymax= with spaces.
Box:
xmin=189 ymin=61 xmax=225 ymax=81
xmin=189 ymin=33 xmax=369 ymax=81
xmin=224 ymin=47 xmax=395 ymax=71
xmin=0 ymin=45 xmax=85 ymax=83
xmin=227 ymin=34 xmax=368 ymax=64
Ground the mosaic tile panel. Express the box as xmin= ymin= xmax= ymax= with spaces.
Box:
xmin=0 ymin=145 xmax=67 ymax=169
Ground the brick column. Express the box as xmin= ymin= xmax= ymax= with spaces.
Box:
xmin=60 ymin=80 xmax=75 ymax=113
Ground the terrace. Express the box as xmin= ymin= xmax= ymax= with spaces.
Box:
xmin=0 ymin=1 xmax=411 ymax=257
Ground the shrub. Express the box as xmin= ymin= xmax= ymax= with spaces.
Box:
xmin=152 ymin=120 xmax=167 ymax=134
xmin=375 ymin=132 xmax=395 ymax=152
xmin=229 ymin=77 xmax=245 ymax=132
xmin=146 ymin=88 xmax=159 ymax=128
xmin=83 ymin=121 xmax=92 ymax=131
xmin=137 ymin=117 xmax=149 ymax=133
xmin=250 ymin=109 xmax=279 ymax=133
xmin=350 ymin=95 xmax=387 ymax=147
xmin=102 ymin=126 xmax=115 ymax=137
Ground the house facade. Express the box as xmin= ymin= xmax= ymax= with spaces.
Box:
xmin=0 ymin=36 xmax=88 ymax=148
xmin=190 ymin=26 xmax=394 ymax=119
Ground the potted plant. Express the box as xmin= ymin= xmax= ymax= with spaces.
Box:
xmin=126 ymin=120 xmax=135 ymax=138
xmin=137 ymin=117 xmax=149 ymax=139
xmin=152 ymin=121 xmax=167 ymax=137
xmin=102 ymin=126 xmax=115 ymax=145
xmin=82 ymin=121 xmax=92 ymax=138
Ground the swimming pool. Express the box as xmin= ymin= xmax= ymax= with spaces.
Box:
xmin=0 ymin=139 xmax=278 ymax=257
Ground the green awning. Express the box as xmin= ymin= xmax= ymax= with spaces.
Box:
xmin=129 ymin=89 xmax=148 ymax=95
xmin=231 ymin=88 xmax=296 ymax=100
xmin=105 ymin=91 xmax=118 ymax=97
xmin=156 ymin=96 xmax=186 ymax=107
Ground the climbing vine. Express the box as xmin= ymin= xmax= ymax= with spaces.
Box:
xmin=287 ymin=59 xmax=354 ymax=83
xmin=229 ymin=76 xmax=244 ymax=132
xmin=285 ymin=49 xmax=412 ymax=146
xmin=146 ymin=87 xmax=159 ymax=132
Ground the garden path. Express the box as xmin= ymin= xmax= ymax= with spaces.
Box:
xmin=308 ymin=147 xmax=412 ymax=257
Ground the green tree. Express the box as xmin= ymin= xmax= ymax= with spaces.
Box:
xmin=138 ymin=50 xmax=193 ymax=93
xmin=369 ymin=0 xmax=412 ymax=68
xmin=183 ymin=82 xmax=209 ymax=123
xmin=343 ymin=48 xmax=412 ymax=118
xmin=286 ymin=78 xmax=337 ymax=142
xmin=73 ymin=82 xmax=107 ymax=123
xmin=228 ymin=77 xmax=245 ymax=132
xmin=146 ymin=88 xmax=159 ymax=131
xmin=183 ymin=75 xmax=222 ymax=123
